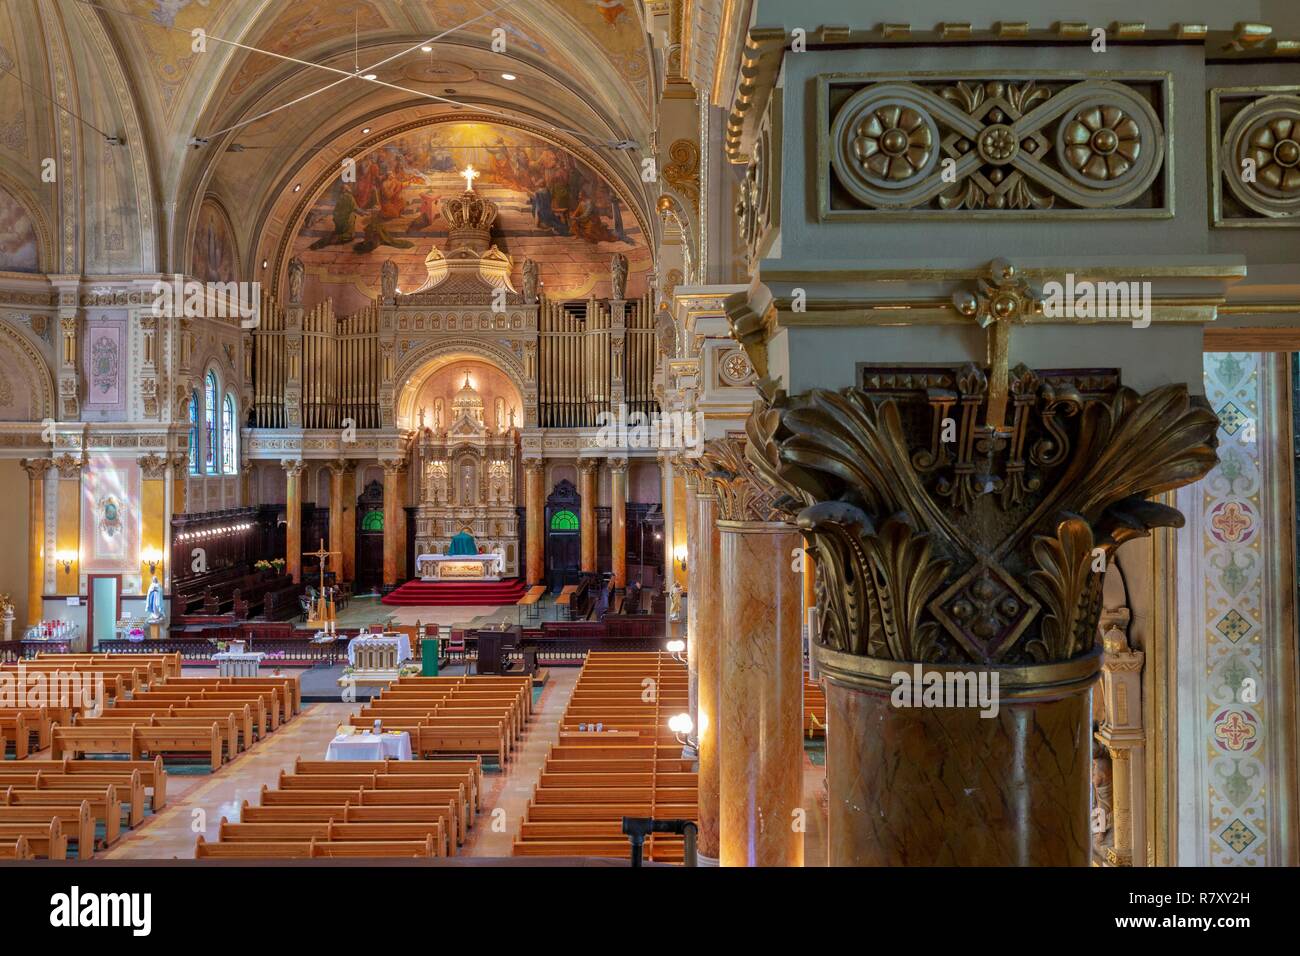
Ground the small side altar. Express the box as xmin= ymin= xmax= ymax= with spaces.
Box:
xmin=337 ymin=630 xmax=414 ymax=693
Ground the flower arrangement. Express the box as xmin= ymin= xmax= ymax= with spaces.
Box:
xmin=254 ymin=559 xmax=272 ymax=572
xmin=399 ymin=664 xmax=420 ymax=677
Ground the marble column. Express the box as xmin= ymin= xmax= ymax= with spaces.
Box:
xmin=282 ymin=459 xmax=304 ymax=583
xmin=339 ymin=461 xmax=357 ymax=582
xmin=692 ymin=486 xmax=722 ymax=862
xmin=818 ymin=648 xmax=1098 ymax=865
xmin=524 ymin=459 xmax=545 ymax=585
xmin=578 ymin=457 xmax=600 ymax=574
xmin=682 ymin=469 xmax=699 ymax=724
xmin=718 ymin=516 xmax=804 ymax=867
xmin=380 ymin=458 xmax=404 ymax=589
xmin=20 ymin=459 xmax=51 ymax=626
xmin=328 ymin=461 xmax=346 ymax=579
xmin=608 ymin=457 xmax=628 ymax=589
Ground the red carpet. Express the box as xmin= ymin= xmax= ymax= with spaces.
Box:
xmin=380 ymin=578 xmax=530 ymax=606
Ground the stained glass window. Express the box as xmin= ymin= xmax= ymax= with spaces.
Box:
xmin=221 ymin=393 xmax=236 ymax=474
xmin=550 ymin=509 xmax=578 ymax=531
xmin=187 ymin=391 xmax=199 ymax=474
xmin=204 ymin=372 xmax=219 ymax=473
xmin=361 ymin=510 xmax=384 ymax=532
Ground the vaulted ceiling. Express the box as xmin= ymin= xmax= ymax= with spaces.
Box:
xmin=0 ymin=0 xmax=658 ymax=277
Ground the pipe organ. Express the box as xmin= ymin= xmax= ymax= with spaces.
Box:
xmin=251 ymin=288 xmax=657 ymax=431
xmin=537 ymin=289 xmax=655 ymax=428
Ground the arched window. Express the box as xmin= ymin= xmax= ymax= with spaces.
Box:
xmin=361 ymin=510 xmax=384 ymax=532
xmin=204 ymin=371 xmax=218 ymax=474
xmin=187 ymin=391 xmax=199 ymax=474
xmin=550 ymin=509 xmax=578 ymax=531
xmin=221 ymin=393 xmax=236 ymax=474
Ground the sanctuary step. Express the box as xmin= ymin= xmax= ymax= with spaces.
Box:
xmin=381 ymin=578 xmax=530 ymax=607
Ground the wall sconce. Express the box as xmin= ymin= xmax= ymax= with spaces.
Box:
xmin=673 ymin=543 xmax=687 ymax=572
xmin=56 ymin=550 xmax=75 ymax=575
xmin=668 ymin=712 xmax=698 ymax=754
xmin=665 ymin=638 xmax=687 ymax=667
xmin=141 ymin=546 xmax=162 ymax=576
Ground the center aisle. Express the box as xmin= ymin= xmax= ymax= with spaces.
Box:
xmin=462 ymin=668 xmax=578 ymax=856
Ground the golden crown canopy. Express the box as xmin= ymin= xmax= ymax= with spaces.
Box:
xmin=439 ymin=190 xmax=499 ymax=254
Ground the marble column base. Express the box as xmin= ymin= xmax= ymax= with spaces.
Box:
xmin=817 ymin=644 xmax=1100 ymax=866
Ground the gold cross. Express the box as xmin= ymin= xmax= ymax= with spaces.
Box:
xmin=305 ymin=537 xmax=341 ymax=595
xmin=952 ymin=259 xmax=1042 ymax=432
xmin=461 ymin=164 xmax=480 ymax=192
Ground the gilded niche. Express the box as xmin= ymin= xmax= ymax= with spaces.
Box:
xmin=820 ymin=74 xmax=1169 ymax=218
xmin=746 ymin=365 xmax=1218 ymax=665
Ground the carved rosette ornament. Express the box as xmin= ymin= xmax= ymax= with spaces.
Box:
xmin=745 ymin=366 xmax=1218 ymax=667
xmin=826 ymin=76 xmax=1167 ymax=215
xmin=1219 ymin=93 xmax=1300 ymax=221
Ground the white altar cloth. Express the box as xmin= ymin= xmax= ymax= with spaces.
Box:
xmin=347 ymin=633 xmax=411 ymax=666
xmin=325 ymin=731 xmax=413 ymax=761
xmin=416 ymin=553 xmax=503 ymax=581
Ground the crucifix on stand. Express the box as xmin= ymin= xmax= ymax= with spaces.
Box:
xmin=305 ymin=537 xmax=341 ymax=630
xmin=460 ymin=164 xmax=479 ymax=192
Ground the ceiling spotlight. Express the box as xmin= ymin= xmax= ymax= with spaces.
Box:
xmin=421 ymin=45 xmax=432 ymax=52
xmin=362 ymin=73 xmax=377 ymax=81
xmin=361 ymin=127 xmax=371 ymax=134
xmin=501 ymin=73 xmax=516 ymax=81
xmin=292 ymin=184 xmax=301 ymax=192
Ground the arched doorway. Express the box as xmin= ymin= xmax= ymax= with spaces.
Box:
xmin=545 ymin=479 xmax=581 ymax=590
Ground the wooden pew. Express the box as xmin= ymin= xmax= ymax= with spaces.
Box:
xmin=0 ymin=714 xmax=29 ymax=759
xmin=292 ymin=758 xmax=481 ymax=813
xmin=127 ymin=692 xmax=270 ymax=736
xmin=239 ymin=801 xmax=458 ymax=854
xmin=157 ymin=676 xmax=299 ymax=722
xmin=20 ymin=756 xmax=167 ymax=810
xmin=0 ymin=801 xmax=94 ymax=859
xmin=100 ymin=702 xmax=254 ymax=752
xmin=52 ymin=724 xmax=223 ymax=772
xmin=0 ymin=818 xmax=67 ymax=860
xmin=0 ymin=768 xmax=145 ymax=827
xmin=77 ymin=714 xmax=240 ymax=761
xmin=0 ymin=836 xmax=33 ymax=859
xmin=0 ymin=708 xmax=52 ymax=750
xmin=195 ymin=835 xmax=438 ymax=859
xmin=216 ymin=818 xmax=449 ymax=858
xmin=1 ymin=785 xmax=121 ymax=846
xmin=411 ymin=726 xmax=508 ymax=768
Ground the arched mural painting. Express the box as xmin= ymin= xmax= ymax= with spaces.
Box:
xmin=290 ymin=122 xmax=652 ymax=313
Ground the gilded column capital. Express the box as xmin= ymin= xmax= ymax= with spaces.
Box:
xmin=607 ymin=456 xmax=629 ymax=475
xmin=745 ymin=363 xmax=1218 ymax=668
xmin=19 ymin=458 xmax=53 ymax=481
xmin=700 ymin=437 xmax=785 ymax=524
xmin=137 ymin=452 xmax=169 ymax=480
xmin=379 ymin=457 xmax=406 ymax=477
xmin=281 ymin=458 xmax=306 ymax=478
xmin=523 ymin=457 xmax=546 ymax=476
xmin=577 ymin=456 xmax=602 ymax=474
xmin=169 ymin=453 xmax=189 ymax=481
xmin=52 ymin=452 xmax=83 ymax=479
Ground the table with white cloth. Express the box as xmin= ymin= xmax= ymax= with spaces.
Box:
xmin=346 ymin=633 xmax=411 ymax=667
xmin=325 ymin=731 xmax=413 ymax=761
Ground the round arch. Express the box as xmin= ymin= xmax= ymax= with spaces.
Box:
xmin=393 ymin=339 xmax=528 ymax=432
xmin=0 ymin=321 xmax=55 ymax=421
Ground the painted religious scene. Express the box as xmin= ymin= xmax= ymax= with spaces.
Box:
xmin=0 ymin=185 xmax=38 ymax=273
xmin=291 ymin=122 xmax=651 ymax=313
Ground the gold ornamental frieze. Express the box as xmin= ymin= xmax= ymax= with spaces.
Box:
xmin=817 ymin=72 xmax=1171 ymax=219
xmin=746 ymin=365 xmax=1217 ymax=665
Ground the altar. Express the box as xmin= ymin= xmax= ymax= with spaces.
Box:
xmin=416 ymin=553 xmax=503 ymax=581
